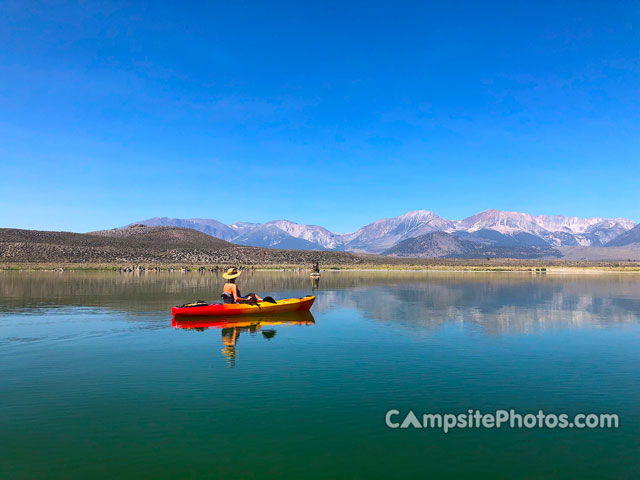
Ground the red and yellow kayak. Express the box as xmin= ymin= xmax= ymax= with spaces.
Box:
xmin=171 ymin=295 xmax=315 ymax=318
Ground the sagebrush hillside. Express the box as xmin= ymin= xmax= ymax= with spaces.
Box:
xmin=89 ymin=224 xmax=234 ymax=249
xmin=0 ymin=226 xmax=363 ymax=265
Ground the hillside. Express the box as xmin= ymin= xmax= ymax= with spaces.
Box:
xmin=606 ymin=224 xmax=640 ymax=247
xmin=126 ymin=217 xmax=237 ymax=240
xmin=384 ymin=232 xmax=561 ymax=259
xmin=89 ymin=224 xmax=234 ymax=249
xmin=0 ymin=226 xmax=363 ymax=266
xmin=558 ymin=245 xmax=640 ymax=261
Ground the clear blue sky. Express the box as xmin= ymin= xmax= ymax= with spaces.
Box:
xmin=1 ymin=1 xmax=638 ymax=233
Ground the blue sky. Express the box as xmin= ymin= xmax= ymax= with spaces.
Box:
xmin=1 ymin=1 xmax=639 ymax=233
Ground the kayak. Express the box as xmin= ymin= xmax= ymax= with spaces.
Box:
xmin=171 ymin=295 xmax=315 ymax=317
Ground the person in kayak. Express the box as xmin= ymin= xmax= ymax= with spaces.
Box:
xmin=221 ymin=268 xmax=263 ymax=304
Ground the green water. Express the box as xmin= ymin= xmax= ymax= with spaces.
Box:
xmin=1 ymin=271 xmax=639 ymax=479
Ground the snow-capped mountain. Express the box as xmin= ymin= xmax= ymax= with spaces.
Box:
xmin=265 ymin=220 xmax=344 ymax=249
xmin=534 ymin=217 xmax=636 ymax=246
xmin=457 ymin=210 xmax=635 ymax=247
xmin=457 ymin=210 xmax=551 ymax=246
xmin=342 ymin=210 xmax=457 ymax=253
xmin=228 ymin=221 xmax=262 ymax=237
xmin=128 ymin=210 xmax=637 ymax=255
xmin=232 ymin=224 xmax=325 ymax=250
xmin=132 ymin=218 xmax=334 ymax=250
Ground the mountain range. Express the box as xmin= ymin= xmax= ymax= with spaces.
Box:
xmin=127 ymin=209 xmax=638 ymax=258
xmin=384 ymin=231 xmax=562 ymax=259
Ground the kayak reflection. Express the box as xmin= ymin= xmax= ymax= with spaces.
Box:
xmin=172 ymin=311 xmax=315 ymax=368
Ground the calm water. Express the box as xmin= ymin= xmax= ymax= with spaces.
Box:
xmin=1 ymin=271 xmax=640 ymax=479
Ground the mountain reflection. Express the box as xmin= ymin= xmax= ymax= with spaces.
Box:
xmin=1 ymin=271 xmax=639 ymax=335
xmin=315 ymin=281 xmax=640 ymax=334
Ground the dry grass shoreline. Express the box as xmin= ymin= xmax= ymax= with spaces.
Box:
xmin=2 ymin=260 xmax=640 ymax=273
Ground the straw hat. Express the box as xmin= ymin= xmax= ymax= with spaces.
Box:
xmin=222 ymin=267 xmax=242 ymax=279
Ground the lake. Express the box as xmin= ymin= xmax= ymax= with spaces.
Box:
xmin=1 ymin=270 xmax=639 ymax=479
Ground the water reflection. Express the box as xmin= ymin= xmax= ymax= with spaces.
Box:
xmin=1 ymin=271 xmax=639 ymax=336
xmin=172 ymin=311 xmax=315 ymax=367
xmin=317 ymin=283 xmax=640 ymax=334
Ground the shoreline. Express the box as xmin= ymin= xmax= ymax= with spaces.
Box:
xmin=2 ymin=262 xmax=640 ymax=274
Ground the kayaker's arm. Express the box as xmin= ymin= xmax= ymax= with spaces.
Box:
xmin=228 ymin=283 xmax=262 ymax=303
